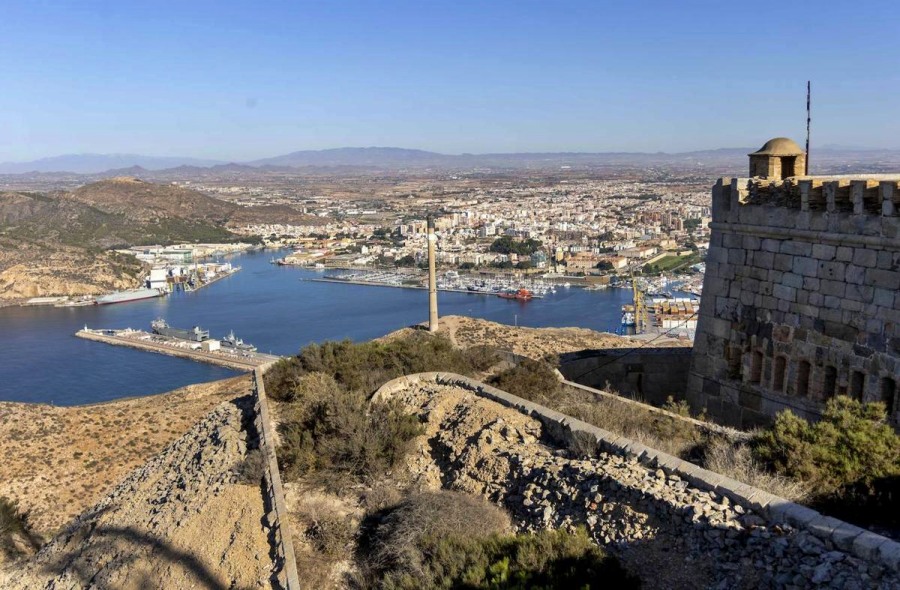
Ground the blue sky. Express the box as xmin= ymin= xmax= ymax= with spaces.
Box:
xmin=1 ymin=1 xmax=898 ymax=161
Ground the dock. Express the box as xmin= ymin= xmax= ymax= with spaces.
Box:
xmin=76 ymin=328 xmax=281 ymax=371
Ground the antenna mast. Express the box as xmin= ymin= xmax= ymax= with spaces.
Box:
xmin=805 ymin=81 xmax=811 ymax=175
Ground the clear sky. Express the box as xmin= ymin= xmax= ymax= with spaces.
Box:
xmin=1 ymin=0 xmax=898 ymax=161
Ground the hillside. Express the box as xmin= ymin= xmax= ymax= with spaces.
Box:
xmin=0 ymin=375 xmax=250 ymax=538
xmin=0 ymin=398 xmax=274 ymax=588
xmin=68 ymin=176 xmax=237 ymax=223
xmin=0 ymin=177 xmax=308 ymax=301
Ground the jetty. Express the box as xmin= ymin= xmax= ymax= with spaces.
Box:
xmin=77 ymin=328 xmax=281 ymax=371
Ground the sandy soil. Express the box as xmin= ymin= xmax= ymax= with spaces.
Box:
xmin=0 ymin=399 xmax=275 ymax=589
xmin=384 ymin=315 xmax=688 ymax=359
xmin=0 ymin=375 xmax=251 ymax=537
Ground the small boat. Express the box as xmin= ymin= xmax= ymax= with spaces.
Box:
xmin=498 ymin=288 xmax=533 ymax=301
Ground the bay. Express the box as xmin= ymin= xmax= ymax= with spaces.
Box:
xmin=0 ymin=249 xmax=634 ymax=405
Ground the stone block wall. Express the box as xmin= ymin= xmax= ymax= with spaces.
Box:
xmin=688 ymin=176 xmax=900 ymax=428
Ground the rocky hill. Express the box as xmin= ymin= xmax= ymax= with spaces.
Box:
xmin=388 ymin=379 xmax=900 ymax=589
xmin=0 ymin=177 xmax=316 ymax=302
xmin=68 ymin=177 xmax=237 ymax=224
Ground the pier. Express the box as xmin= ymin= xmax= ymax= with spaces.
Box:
xmin=77 ymin=328 xmax=281 ymax=371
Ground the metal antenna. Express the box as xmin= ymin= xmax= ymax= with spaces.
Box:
xmin=805 ymin=81 xmax=811 ymax=175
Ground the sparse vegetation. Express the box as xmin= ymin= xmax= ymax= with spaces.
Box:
xmin=487 ymin=358 xmax=562 ymax=405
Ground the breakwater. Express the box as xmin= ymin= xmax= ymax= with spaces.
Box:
xmin=76 ymin=329 xmax=281 ymax=371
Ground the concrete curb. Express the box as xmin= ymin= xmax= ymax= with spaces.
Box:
xmin=253 ymin=369 xmax=301 ymax=590
xmin=373 ymin=371 xmax=900 ymax=573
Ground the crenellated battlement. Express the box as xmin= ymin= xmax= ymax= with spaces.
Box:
xmin=725 ymin=176 xmax=900 ymax=215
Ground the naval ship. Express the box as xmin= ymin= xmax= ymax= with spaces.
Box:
xmin=151 ymin=319 xmax=256 ymax=351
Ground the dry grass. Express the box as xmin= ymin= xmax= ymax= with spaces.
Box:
xmin=288 ymin=488 xmax=361 ymax=590
xmin=701 ymin=437 xmax=809 ymax=502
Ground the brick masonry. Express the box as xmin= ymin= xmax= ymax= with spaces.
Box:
xmin=687 ymin=177 xmax=900 ymax=428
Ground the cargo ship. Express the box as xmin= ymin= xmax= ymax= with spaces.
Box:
xmin=151 ymin=319 xmax=209 ymax=342
xmin=95 ymin=288 xmax=164 ymax=305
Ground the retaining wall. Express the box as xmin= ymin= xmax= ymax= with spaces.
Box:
xmin=252 ymin=368 xmax=301 ymax=590
xmin=374 ymin=371 xmax=900 ymax=572
xmin=558 ymin=347 xmax=693 ymax=405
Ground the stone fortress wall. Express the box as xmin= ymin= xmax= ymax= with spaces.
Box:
xmin=687 ymin=144 xmax=900 ymax=428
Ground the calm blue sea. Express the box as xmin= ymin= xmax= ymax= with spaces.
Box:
xmin=0 ymin=249 xmax=635 ymax=405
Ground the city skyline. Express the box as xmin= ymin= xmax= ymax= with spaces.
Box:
xmin=2 ymin=0 xmax=899 ymax=161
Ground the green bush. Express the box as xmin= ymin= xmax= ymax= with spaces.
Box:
xmin=381 ymin=527 xmax=637 ymax=590
xmin=265 ymin=333 xmax=498 ymax=402
xmin=487 ymin=358 xmax=562 ymax=406
xmin=278 ymin=391 xmax=423 ymax=486
xmin=752 ymin=396 xmax=900 ymax=527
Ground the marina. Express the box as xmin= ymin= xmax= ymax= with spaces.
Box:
xmin=310 ymin=269 xmax=574 ymax=299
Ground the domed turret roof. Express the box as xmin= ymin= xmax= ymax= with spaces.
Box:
xmin=749 ymin=137 xmax=804 ymax=156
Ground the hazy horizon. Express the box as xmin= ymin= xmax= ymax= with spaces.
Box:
xmin=2 ymin=1 xmax=899 ymax=161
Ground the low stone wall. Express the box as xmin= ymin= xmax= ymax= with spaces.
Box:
xmin=374 ymin=372 xmax=900 ymax=573
xmin=252 ymin=368 xmax=301 ymax=590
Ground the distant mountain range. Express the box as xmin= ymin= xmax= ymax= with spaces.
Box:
xmin=0 ymin=153 xmax=225 ymax=175
xmin=2 ymin=145 xmax=900 ymax=175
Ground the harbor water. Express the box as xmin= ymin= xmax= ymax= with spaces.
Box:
xmin=0 ymin=249 xmax=638 ymax=405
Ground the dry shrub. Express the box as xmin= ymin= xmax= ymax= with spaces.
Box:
xmin=366 ymin=491 xmax=511 ymax=581
xmin=0 ymin=496 xmax=35 ymax=560
xmin=567 ymin=430 xmax=600 ymax=459
xmin=293 ymin=498 xmax=356 ymax=558
xmin=233 ymin=448 xmax=267 ymax=485
xmin=557 ymin=395 xmax=700 ymax=459
xmin=362 ymin=482 xmax=405 ymax=513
